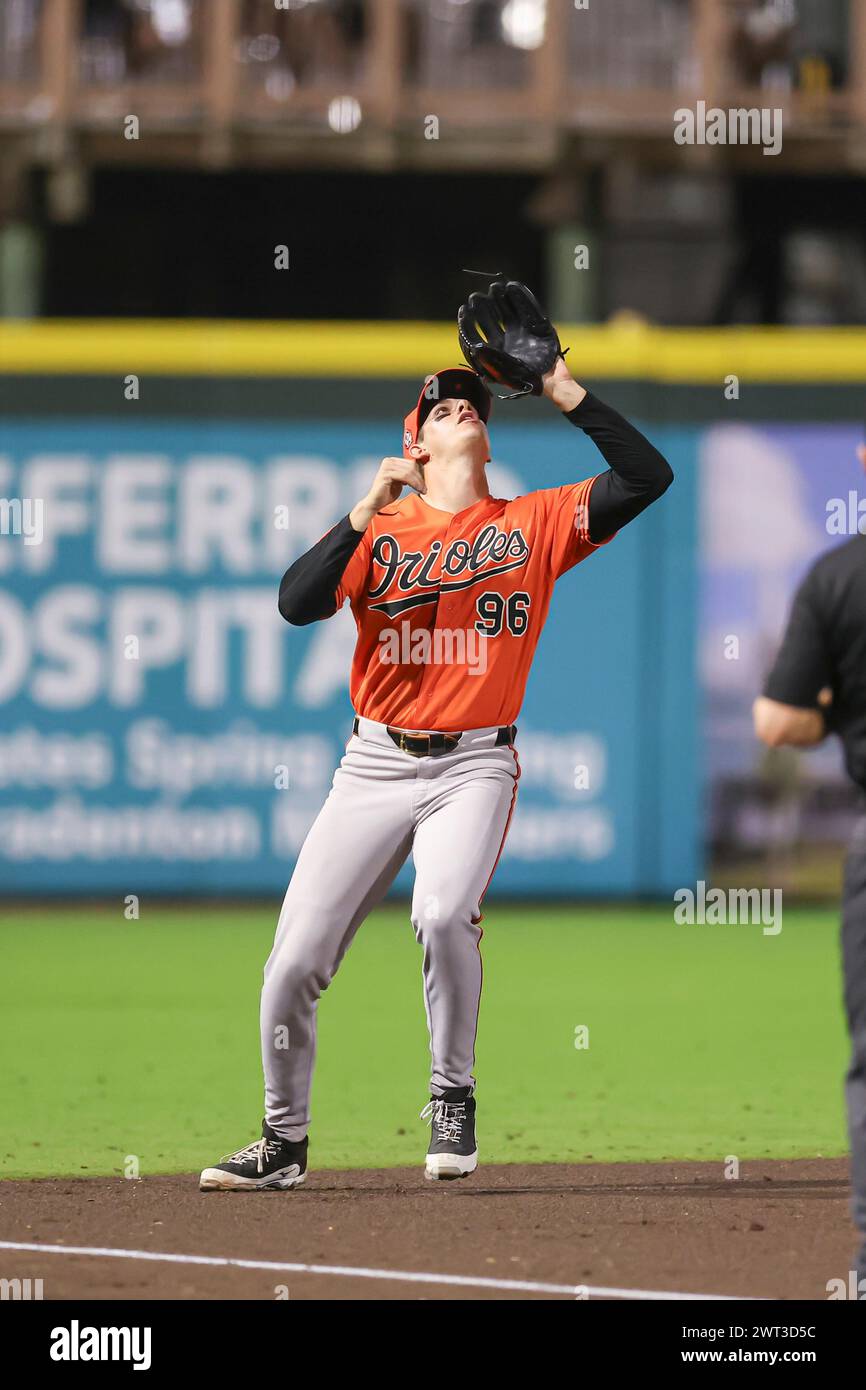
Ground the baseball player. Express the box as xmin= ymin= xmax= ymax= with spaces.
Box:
xmin=200 ymin=282 xmax=673 ymax=1191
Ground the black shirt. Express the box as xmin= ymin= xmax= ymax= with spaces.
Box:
xmin=764 ymin=535 xmax=866 ymax=791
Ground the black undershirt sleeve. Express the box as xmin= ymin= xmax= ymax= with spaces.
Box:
xmin=763 ymin=567 xmax=835 ymax=720
xmin=278 ymin=514 xmax=366 ymax=626
xmin=566 ymin=391 xmax=674 ymax=544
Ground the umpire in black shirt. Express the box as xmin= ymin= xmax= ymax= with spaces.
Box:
xmin=754 ymin=443 xmax=866 ymax=1286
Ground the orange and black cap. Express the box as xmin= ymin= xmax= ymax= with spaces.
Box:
xmin=402 ymin=367 xmax=492 ymax=459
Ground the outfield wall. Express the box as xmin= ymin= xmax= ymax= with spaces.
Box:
xmin=0 ymin=324 xmax=864 ymax=897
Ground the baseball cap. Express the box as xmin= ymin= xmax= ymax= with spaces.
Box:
xmin=402 ymin=367 xmax=492 ymax=459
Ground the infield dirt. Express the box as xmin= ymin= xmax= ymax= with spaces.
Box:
xmin=0 ymin=1157 xmax=856 ymax=1301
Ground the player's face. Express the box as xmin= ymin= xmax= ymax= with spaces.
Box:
xmin=420 ymin=397 xmax=489 ymax=463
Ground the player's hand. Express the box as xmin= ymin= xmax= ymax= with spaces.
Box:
xmin=349 ymin=456 xmax=427 ymax=532
xmin=542 ymin=355 xmax=587 ymax=412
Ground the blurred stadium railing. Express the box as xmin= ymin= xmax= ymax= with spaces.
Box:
xmin=3 ymin=1 xmax=866 ymax=326
xmin=1 ymin=1 xmax=864 ymax=155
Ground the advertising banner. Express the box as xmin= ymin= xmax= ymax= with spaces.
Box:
xmin=0 ymin=410 xmax=698 ymax=895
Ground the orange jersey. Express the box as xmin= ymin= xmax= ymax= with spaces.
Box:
xmin=335 ymin=477 xmax=612 ymax=731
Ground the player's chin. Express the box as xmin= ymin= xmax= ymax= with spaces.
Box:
xmin=454 ymin=420 xmax=487 ymax=450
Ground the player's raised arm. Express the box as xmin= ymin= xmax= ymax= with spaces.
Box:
xmin=277 ymin=456 xmax=426 ymax=625
xmin=542 ymin=357 xmax=674 ymax=545
xmin=457 ymin=278 xmax=673 ymax=546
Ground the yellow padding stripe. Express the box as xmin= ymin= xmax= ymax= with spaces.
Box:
xmin=0 ymin=320 xmax=865 ymax=383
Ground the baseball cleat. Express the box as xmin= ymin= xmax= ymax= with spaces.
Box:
xmin=199 ymin=1121 xmax=307 ymax=1191
xmin=421 ymin=1087 xmax=477 ymax=1181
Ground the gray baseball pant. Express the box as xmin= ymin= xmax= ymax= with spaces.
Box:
xmin=260 ymin=716 xmax=519 ymax=1141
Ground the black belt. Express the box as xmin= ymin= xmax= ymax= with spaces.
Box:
xmin=352 ymin=716 xmax=516 ymax=758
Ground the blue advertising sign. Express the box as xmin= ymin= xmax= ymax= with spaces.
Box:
xmin=0 ymin=414 xmax=698 ymax=895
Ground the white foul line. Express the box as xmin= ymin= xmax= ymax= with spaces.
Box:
xmin=0 ymin=1240 xmax=747 ymax=1300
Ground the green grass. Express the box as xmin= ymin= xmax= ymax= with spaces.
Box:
xmin=0 ymin=903 xmax=850 ymax=1179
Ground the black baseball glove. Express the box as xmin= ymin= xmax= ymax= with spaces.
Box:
xmin=458 ymin=279 xmax=565 ymax=398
